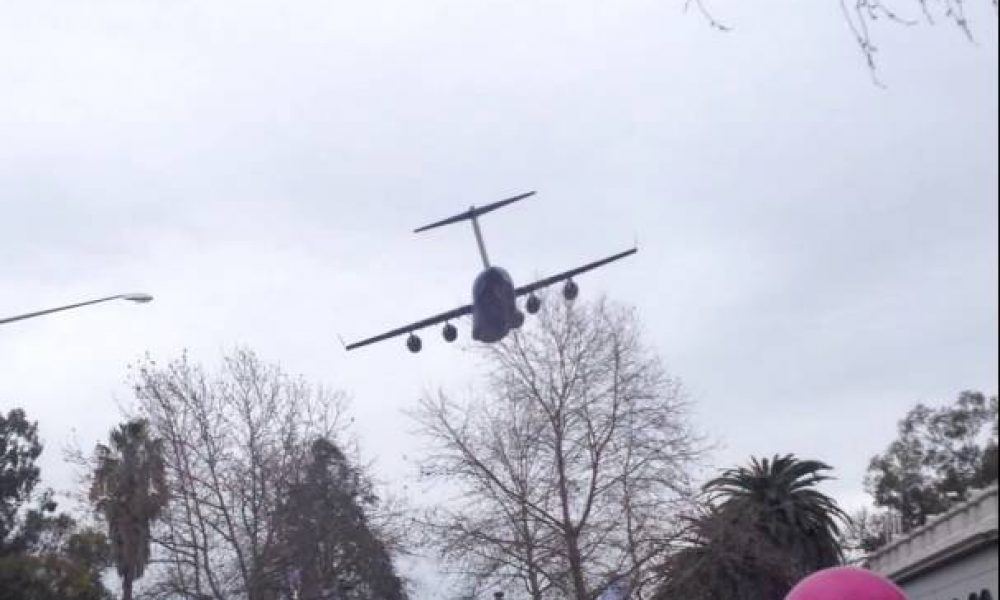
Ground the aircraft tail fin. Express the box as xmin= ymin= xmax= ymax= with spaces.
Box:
xmin=414 ymin=191 xmax=535 ymax=233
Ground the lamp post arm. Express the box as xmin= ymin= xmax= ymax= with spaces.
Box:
xmin=0 ymin=295 xmax=129 ymax=325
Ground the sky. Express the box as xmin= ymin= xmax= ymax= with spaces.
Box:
xmin=1 ymin=0 xmax=997 ymax=596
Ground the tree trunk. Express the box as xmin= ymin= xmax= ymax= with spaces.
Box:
xmin=564 ymin=529 xmax=588 ymax=600
xmin=554 ymin=432 xmax=588 ymax=600
xmin=122 ymin=571 xmax=134 ymax=600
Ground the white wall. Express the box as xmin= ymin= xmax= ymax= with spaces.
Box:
xmin=900 ymin=544 xmax=998 ymax=600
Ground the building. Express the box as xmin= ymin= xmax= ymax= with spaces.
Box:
xmin=866 ymin=484 xmax=998 ymax=600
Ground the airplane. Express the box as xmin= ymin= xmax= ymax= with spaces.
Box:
xmin=345 ymin=191 xmax=637 ymax=352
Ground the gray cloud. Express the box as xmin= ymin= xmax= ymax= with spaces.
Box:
xmin=2 ymin=0 xmax=997 ymax=594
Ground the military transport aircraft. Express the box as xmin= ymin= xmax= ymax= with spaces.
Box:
xmin=345 ymin=191 xmax=636 ymax=352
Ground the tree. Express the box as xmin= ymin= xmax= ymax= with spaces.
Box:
xmin=127 ymin=348 xmax=405 ymax=600
xmin=655 ymin=455 xmax=848 ymax=600
xmin=690 ymin=0 xmax=993 ymax=77
xmin=865 ymin=391 xmax=998 ymax=532
xmin=1 ymin=408 xmax=44 ymax=551
xmin=90 ymin=419 xmax=168 ymax=600
xmin=0 ymin=525 xmax=111 ymax=600
xmin=0 ymin=553 xmax=105 ymax=600
xmin=829 ymin=0 xmax=997 ymax=77
xmin=1 ymin=407 xmax=111 ymax=599
xmin=839 ymin=507 xmax=896 ymax=561
xmin=413 ymin=297 xmax=704 ymax=600
xmin=690 ymin=0 xmax=994 ymax=79
xmin=704 ymin=455 xmax=847 ymax=571
xmin=272 ymin=438 xmax=406 ymax=600
xmin=653 ymin=507 xmax=798 ymax=600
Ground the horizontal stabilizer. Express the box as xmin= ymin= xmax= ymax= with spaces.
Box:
xmin=414 ymin=191 xmax=535 ymax=233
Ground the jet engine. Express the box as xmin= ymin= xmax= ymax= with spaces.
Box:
xmin=562 ymin=279 xmax=579 ymax=301
xmin=526 ymin=293 xmax=541 ymax=314
xmin=406 ymin=333 xmax=422 ymax=353
xmin=442 ymin=322 xmax=458 ymax=342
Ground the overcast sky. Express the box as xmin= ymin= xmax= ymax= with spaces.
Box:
xmin=1 ymin=0 xmax=997 ymax=596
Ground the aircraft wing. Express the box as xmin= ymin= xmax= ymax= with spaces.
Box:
xmin=344 ymin=303 xmax=472 ymax=351
xmin=514 ymin=247 xmax=638 ymax=297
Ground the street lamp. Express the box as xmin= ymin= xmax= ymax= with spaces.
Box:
xmin=0 ymin=293 xmax=154 ymax=326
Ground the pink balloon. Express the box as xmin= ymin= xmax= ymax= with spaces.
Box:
xmin=785 ymin=566 xmax=908 ymax=600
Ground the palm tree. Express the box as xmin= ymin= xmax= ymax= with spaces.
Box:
xmin=90 ymin=419 xmax=167 ymax=600
xmin=655 ymin=506 xmax=799 ymax=600
xmin=654 ymin=455 xmax=849 ymax=600
xmin=703 ymin=454 xmax=848 ymax=574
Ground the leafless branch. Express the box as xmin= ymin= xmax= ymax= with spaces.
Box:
xmin=411 ymin=297 xmax=704 ymax=600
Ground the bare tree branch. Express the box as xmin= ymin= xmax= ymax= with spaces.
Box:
xmin=118 ymin=348 xmax=402 ymax=600
xmin=412 ymin=297 xmax=705 ymax=600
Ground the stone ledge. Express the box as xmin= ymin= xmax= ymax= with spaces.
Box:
xmin=866 ymin=484 xmax=998 ymax=580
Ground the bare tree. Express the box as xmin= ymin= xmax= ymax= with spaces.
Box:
xmin=124 ymin=348 xmax=403 ymax=600
xmin=839 ymin=507 xmax=898 ymax=562
xmin=839 ymin=0 xmax=996 ymax=77
xmin=413 ymin=297 xmax=704 ymax=600
xmin=688 ymin=0 xmax=994 ymax=79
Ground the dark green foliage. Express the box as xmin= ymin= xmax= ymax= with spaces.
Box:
xmin=0 ymin=553 xmax=106 ymax=600
xmin=1 ymin=408 xmax=43 ymax=549
xmin=15 ymin=500 xmax=74 ymax=555
xmin=0 ymin=409 xmax=72 ymax=558
xmin=655 ymin=455 xmax=848 ymax=600
xmin=0 ymin=407 xmax=112 ymax=599
xmin=655 ymin=508 xmax=798 ymax=600
xmin=865 ymin=391 xmax=998 ymax=531
xmin=272 ymin=438 xmax=406 ymax=600
xmin=0 ymin=526 xmax=112 ymax=600
xmin=64 ymin=528 xmax=112 ymax=589
xmin=704 ymin=455 xmax=847 ymax=570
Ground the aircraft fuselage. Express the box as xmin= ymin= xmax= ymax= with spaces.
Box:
xmin=471 ymin=266 xmax=522 ymax=342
